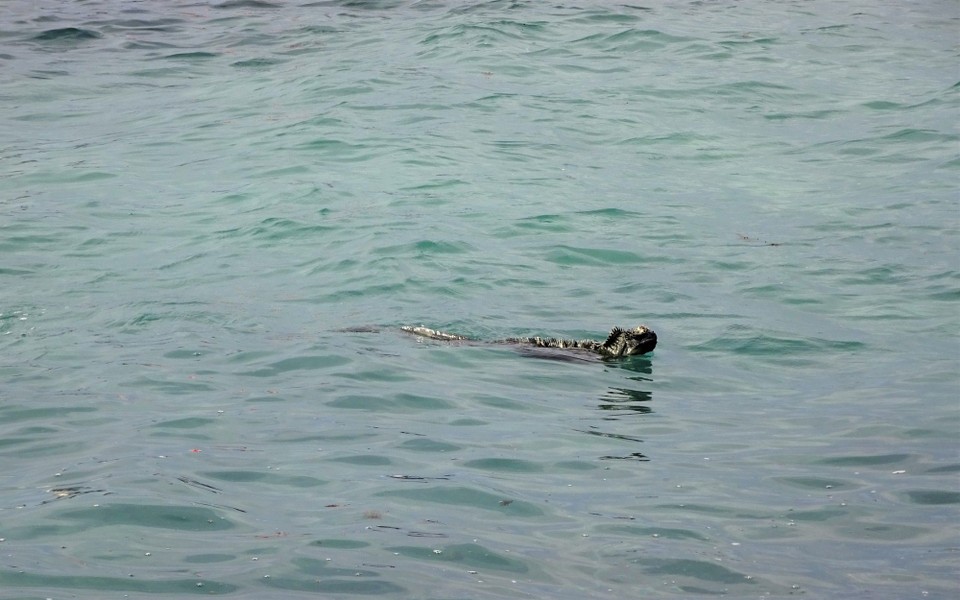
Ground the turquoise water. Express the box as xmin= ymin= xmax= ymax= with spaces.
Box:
xmin=1 ymin=0 xmax=958 ymax=598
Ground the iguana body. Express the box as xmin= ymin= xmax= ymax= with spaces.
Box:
xmin=400 ymin=325 xmax=657 ymax=358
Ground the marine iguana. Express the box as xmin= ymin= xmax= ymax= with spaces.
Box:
xmin=399 ymin=325 xmax=657 ymax=358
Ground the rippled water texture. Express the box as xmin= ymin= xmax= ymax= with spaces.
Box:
xmin=1 ymin=0 xmax=958 ymax=598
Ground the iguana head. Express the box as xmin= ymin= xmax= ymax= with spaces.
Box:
xmin=601 ymin=325 xmax=657 ymax=357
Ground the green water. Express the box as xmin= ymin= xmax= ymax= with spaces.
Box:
xmin=1 ymin=0 xmax=958 ymax=598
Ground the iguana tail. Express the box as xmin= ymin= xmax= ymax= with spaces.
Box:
xmin=400 ymin=325 xmax=471 ymax=341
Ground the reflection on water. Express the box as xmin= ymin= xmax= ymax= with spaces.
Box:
xmin=598 ymin=358 xmax=655 ymax=416
xmin=40 ymin=485 xmax=105 ymax=505
xmin=598 ymin=386 xmax=653 ymax=415
xmin=569 ymin=357 xmax=657 ymax=461
xmin=600 ymin=451 xmax=650 ymax=462
xmin=575 ymin=428 xmax=651 ymax=461
xmin=608 ymin=356 xmax=654 ymax=376
xmin=574 ymin=429 xmax=644 ymax=443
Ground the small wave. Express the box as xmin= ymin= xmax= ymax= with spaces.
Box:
xmin=97 ymin=18 xmax=184 ymax=31
xmin=32 ymin=27 xmax=101 ymax=42
xmin=231 ymin=57 xmax=286 ymax=68
xmin=903 ymin=490 xmax=960 ymax=505
xmin=372 ymin=239 xmax=474 ymax=256
xmin=160 ymin=51 xmax=219 ymax=60
xmin=545 ymin=244 xmax=675 ymax=266
xmin=214 ymin=0 xmax=281 ymax=9
xmin=696 ymin=329 xmax=866 ymax=356
xmin=570 ymin=28 xmax=692 ymax=52
xmin=217 ymin=217 xmax=335 ymax=242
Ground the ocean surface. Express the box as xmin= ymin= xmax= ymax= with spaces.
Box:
xmin=1 ymin=1 xmax=958 ymax=598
